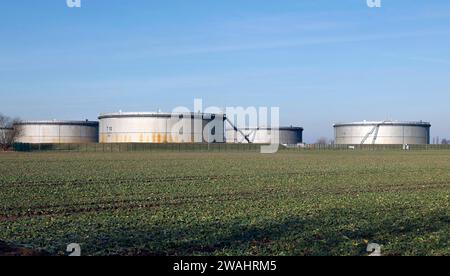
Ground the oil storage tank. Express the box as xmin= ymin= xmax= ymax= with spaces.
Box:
xmin=14 ymin=120 xmax=99 ymax=144
xmin=226 ymin=126 xmax=303 ymax=145
xmin=334 ymin=121 xmax=431 ymax=145
xmin=98 ymin=112 xmax=225 ymax=143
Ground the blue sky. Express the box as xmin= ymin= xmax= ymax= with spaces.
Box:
xmin=1 ymin=0 xmax=449 ymax=142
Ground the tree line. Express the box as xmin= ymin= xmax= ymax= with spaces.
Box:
xmin=0 ymin=114 xmax=22 ymax=151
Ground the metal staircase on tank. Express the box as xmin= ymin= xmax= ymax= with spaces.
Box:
xmin=361 ymin=122 xmax=385 ymax=145
xmin=225 ymin=117 xmax=252 ymax=143
xmin=371 ymin=123 xmax=381 ymax=144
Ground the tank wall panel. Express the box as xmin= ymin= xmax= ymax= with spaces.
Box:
xmin=16 ymin=124 xmax=99 ymax=144
xmin=226 ymin=128 xmax=303 ymax=145
xmin=99 ymin=115 xmax=225 ymax=144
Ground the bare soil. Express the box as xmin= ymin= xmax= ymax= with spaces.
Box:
xmin=0 ymin=240 xmax=48 ymax=256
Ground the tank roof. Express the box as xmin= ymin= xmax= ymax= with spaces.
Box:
xmin=98 ymin=112 xmax=224 ymax=119
xmin=14 ymin=120 xmax=99 ymax=126
xmin=333 ymin=121 xmax=431 ymax=127
xmin=226 ymin=126 xmax=304 ymax=131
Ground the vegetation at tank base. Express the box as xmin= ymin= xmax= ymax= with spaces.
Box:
xmin=0 ymin=114 xmax=22 ymax=152
xmin=0 ymin=151 xmax=449 ymax=256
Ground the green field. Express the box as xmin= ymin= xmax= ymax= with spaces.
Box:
xmin=0 ymin=150 xmax=449 ymax=256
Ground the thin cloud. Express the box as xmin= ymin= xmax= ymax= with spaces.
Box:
xmin=147 ymin=29 xmax=450 ymax=56
xmin=381 ymin=53 xmax=450 ymax=65
xmin=406 ymin=56 xmax=450 ymax=65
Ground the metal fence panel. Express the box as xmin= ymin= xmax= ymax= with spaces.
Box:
xmin=12 ymin=143 xmax=450 ymax=152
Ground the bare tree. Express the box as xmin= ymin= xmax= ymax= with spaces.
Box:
xmin=442 ymin=139 xmax=449 ymax=145
xmin=0 ymin=114 xmax=22 ymax=151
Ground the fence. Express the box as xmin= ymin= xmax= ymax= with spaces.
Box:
xmin=13 ymin=143 xmax=450 ymax=153
xmin=301 ymin=144 xmax=450 ymax=151
xmin=13 ymin=143 xmax=262 ymax=153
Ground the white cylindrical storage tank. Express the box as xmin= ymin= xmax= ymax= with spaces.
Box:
xmin=14 ymin=121 xmax=99 ymax=144
xmin=226 ymin=127 xmax=303 ymax=145
xmin=334 ymin=121 xmax=431 ymax=145
xmin=98 ymin=112 xmax=225 ymax=143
